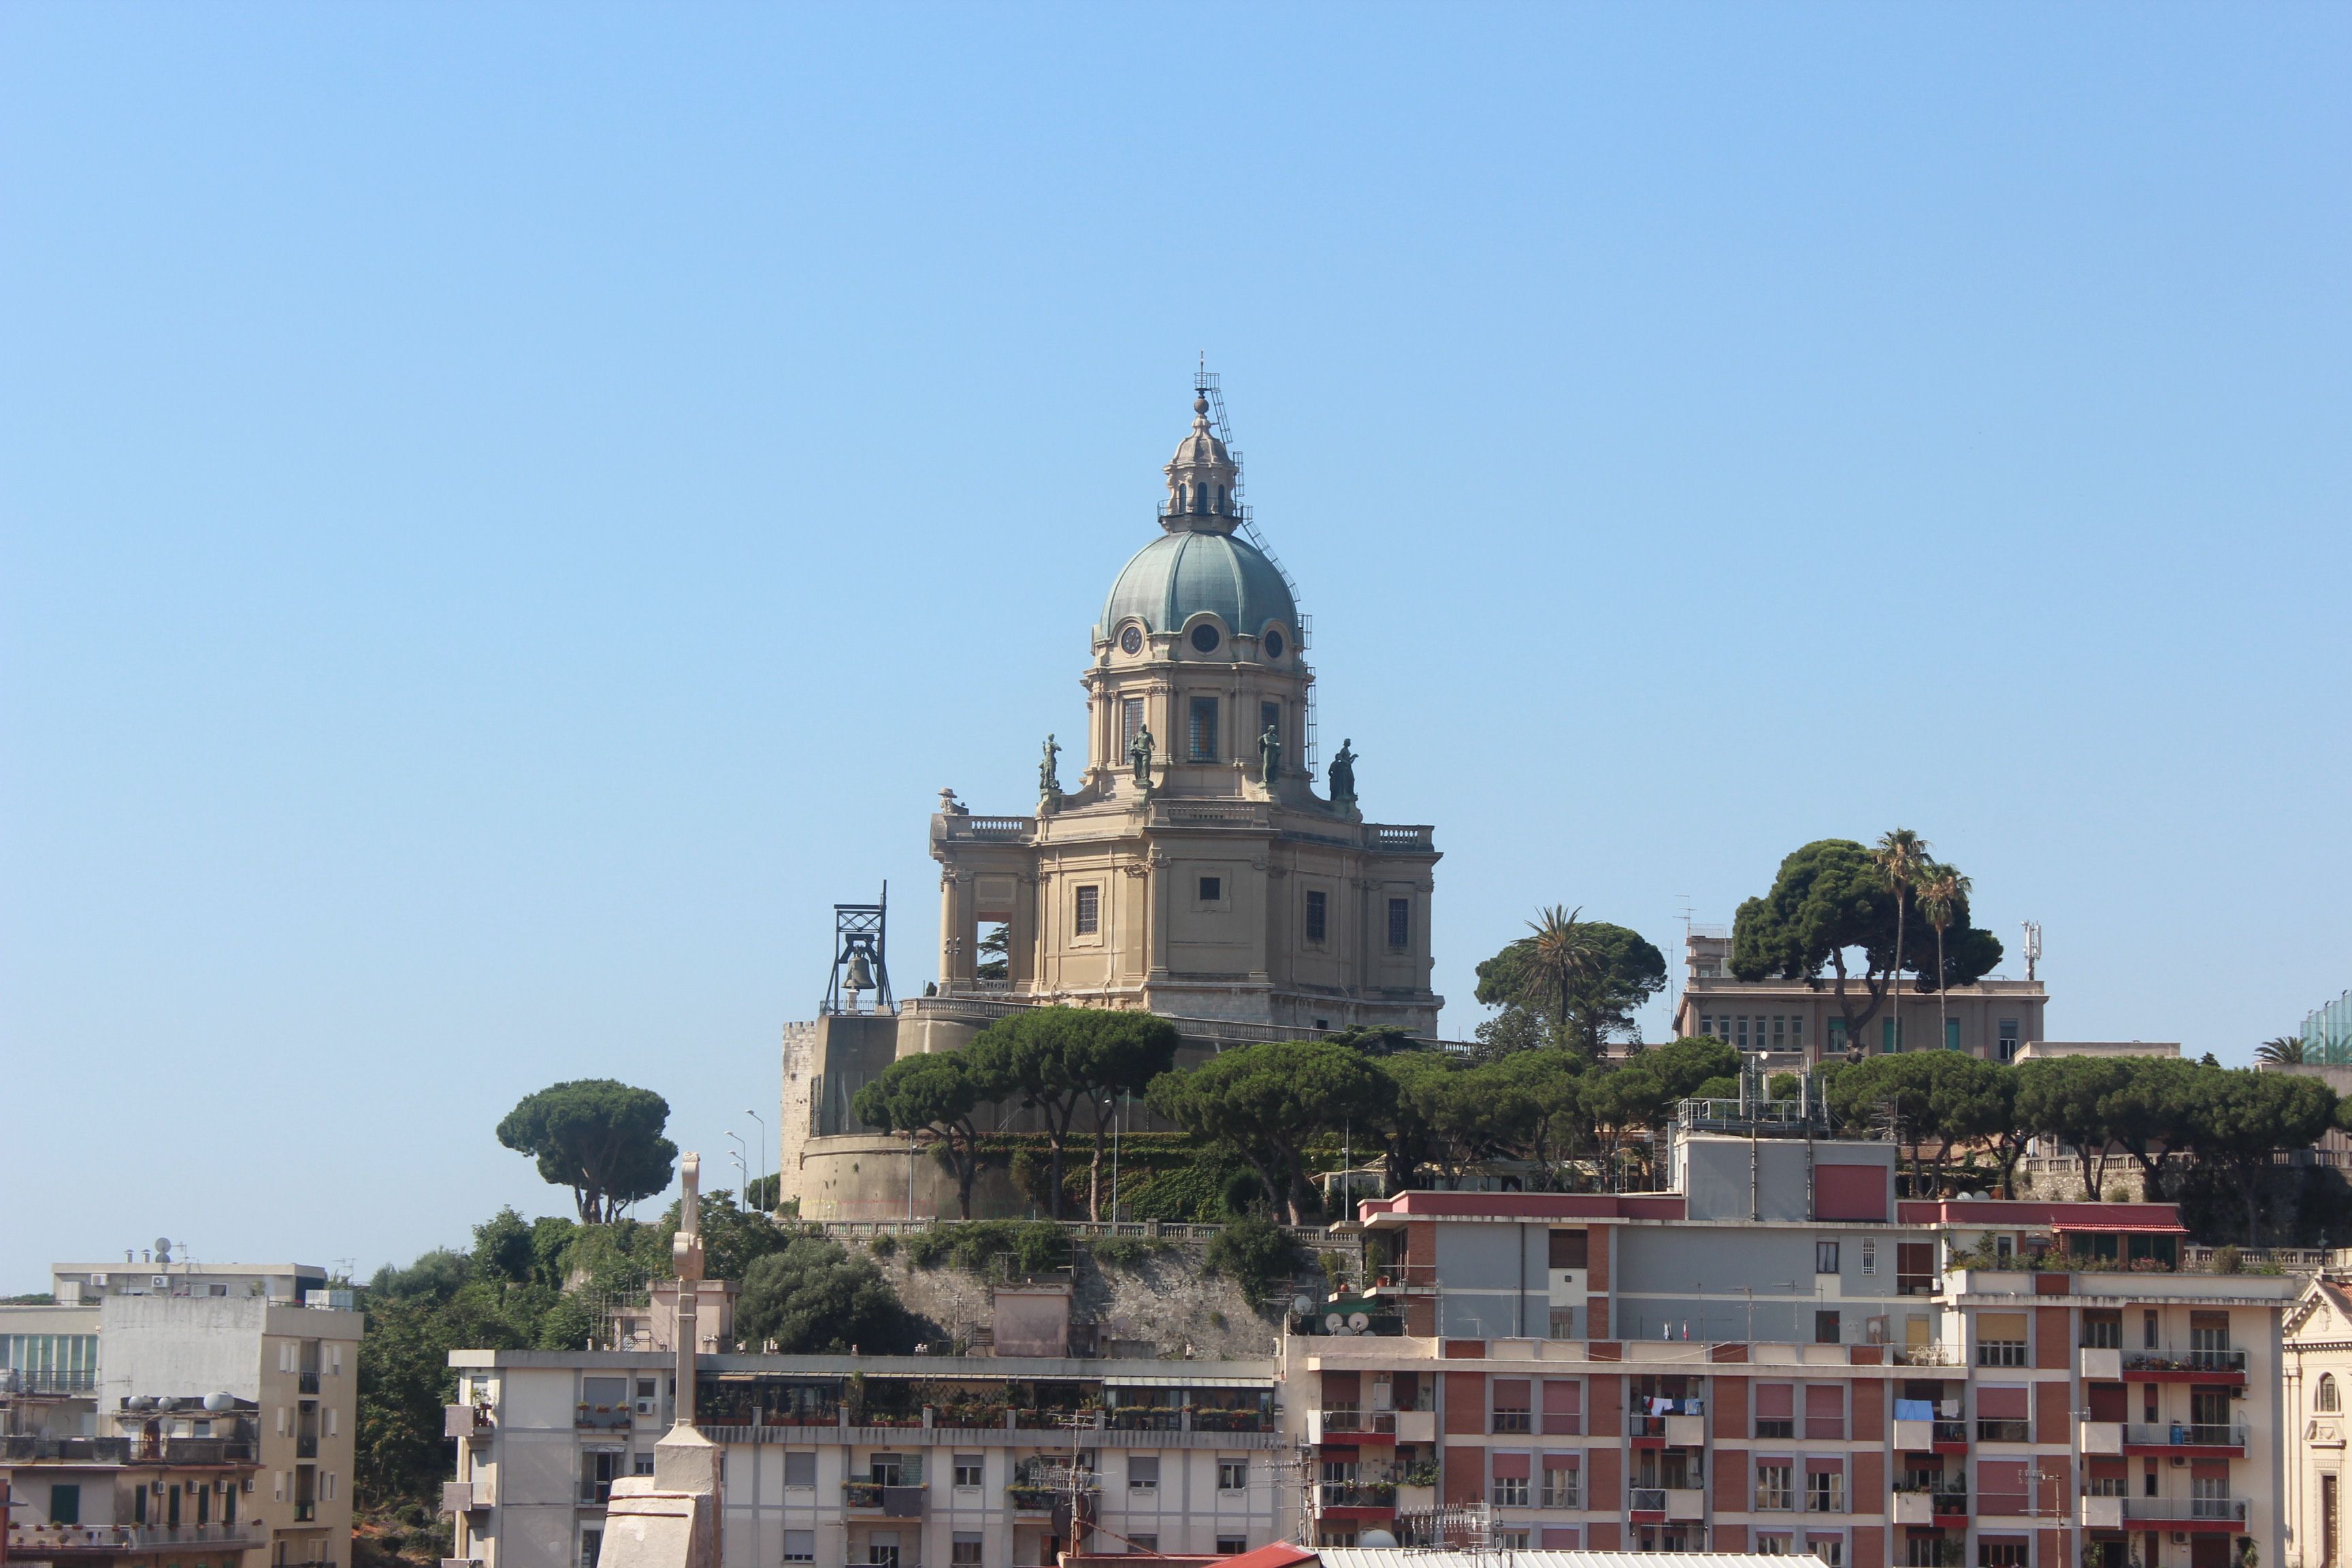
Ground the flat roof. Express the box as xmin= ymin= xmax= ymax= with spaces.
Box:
xmin=1356 ymin=1193 xmax=1687 ymax=1224
xmin=1897 ymin=1199 xmax=2187 ymax=1235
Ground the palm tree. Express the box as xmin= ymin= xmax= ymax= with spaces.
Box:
xmin=1913 ymin=862 xmax=1971 ymax=1051
xmin=2257 ymin=1035 xmax=2308 ymax=1065
xmin=1523 ymin=904 xmax=1607 ymax=1056
xmin=1873 ymin=829 xmax=1931 ymax=1053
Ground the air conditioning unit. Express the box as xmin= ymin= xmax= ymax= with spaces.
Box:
xmin=91 ymin=1273 xmax=108 ymax=1288
xmin=2173 ymin=1534 xmax=2190 ymax=1546
xmin=2231 ymin=1387 xmax=2246 ymax=1401
xmin=152 ymin=1276 xmax=168 ymax=1288
xmin=2171 ymin=1456 xmax=2187 ymax=1467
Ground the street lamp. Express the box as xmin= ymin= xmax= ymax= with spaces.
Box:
xmin=745 ymin=1108 xmax=768 ymax=1212
xmin=725 ymin=1130 xmax=748 ymax=1211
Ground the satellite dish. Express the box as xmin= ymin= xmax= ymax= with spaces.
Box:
xmin=154 ymin=1239 xmax=173 ymax=1263
xmin=128 ymin=1395 xmax=157 ymax=1411
xmin=1322 ymin=1312 xmax=1347 ymax=1335
xmin=1358 ymin=1532 xmax=1399 ymax=1550
xmin=203 ymin=1392 xmax=235 ymax=1413
xmin=1347 ymin=1312 xmax=1371 ymax=1333
xmin=1290 ymin=1295 xmax=1315 ymax=1318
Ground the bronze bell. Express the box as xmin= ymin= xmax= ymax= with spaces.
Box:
xmin=843 ymin=951 xmax=876 ymax=993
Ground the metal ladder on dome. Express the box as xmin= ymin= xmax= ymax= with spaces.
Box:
xmin=1195 ymin=362 xmax=1318 ymax=773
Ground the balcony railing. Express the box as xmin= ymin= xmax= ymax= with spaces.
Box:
xmin=2127 ymin=1423 xmax=2248 ymax=1448
xmin=576 ymin=1406 xmax=632 ymax=1431
xmin=2125 ymin=1350 xmax=2247 ymax=1375
xmin=298 ymin=1372 xmax=321 ymax=1394
xmin=1107 ymin=1410 xmax=1181 ymax=1432
xmin=1319 ymin=1483 xmax=1398 ymax=1509
xmin=5 ymin=1522 xmax=266 ymax=1552
xmin=1 ymin=1369 xmax=98 ymax=1394
xmin=445 ymin=1405 xmax=495 ymax=1441
xmin=2122 ymin=1498 xmax=2247 ymax=1523
xmin=1893 ymin=1343 xmax=1960 ymax=1367
xmin=293 ymin=1503 xmax=318 ymax=1522
xmin=2 ymin=1435 xmax=255 ymax=1465
xmin=297 ymin=1435 xmax=319 ymax=1458
xmin=1932 ymin=1421 xmax=1969 ymax=1445
xmin=1316 ymin=1411 xmax=1396 ymax=1436
xmin=1631 ymin=1488 xmax=1667 ymax=1513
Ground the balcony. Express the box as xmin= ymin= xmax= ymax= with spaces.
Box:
xmin=1932 ymin=1421 xmax=1970 ymax=1448
xmin=444 ymin=1406 xmax=495 ymax=1441
xmin=1311 ymin=1410 xmax=1396 ymax=1443
xmin=1893 ymin=1420 xmax=1933 ymax=1451
xmin=1893 ymin=1492 xmax=1934 ymax=1525
xmin=1393 ymin=1410 xmax=1435 ymax=1443
xmin=440 ymin=1482 xmax=491 ymax=1514
xmin=1006 ymin=1486 xmax=1058 ymax=1516
xmin=293 ymin=1503 xmax=318 ymax=1522
xmin=2125 ymin=1424 xmax=2249 ymax=1454
xmin=4 ymin=1522 xmax=266 ymax=1555
xmin=2080 ymin=1347 xmax=2123 ymax=1381
xmin=1662 ymin=1487 xmax=1706 ymax=1520
xmin=298 ymin=1372 xmax=321 ymax=1394
xmin=2121 ymin=1498 xmax=2247 ymax=1526
xmin=1631 ymin=1488 xmax=1667 ymax=1515
xmin=2124 ymin=1350 xmax=2247 ymax=1380
xmin=1665 ymin=1414 xmax=1706 ymax=1447
xmin=843 ymin=1483 xmax=926 ymax=1518
xmin=297 ymin=1435 xmax=319 ymax=1459
xmin=576 ymin=1405 xmax=632 ymax=1432
xmin=1317 ymin=1482 xmax=1398 ymax=1512
xmin=2079 ymin=1421 xmax=2123 ymax=1455
xmin=1893 ymin=1343 xmax=1961 ymax=1367
xmin=2080 ymin=1497 xmax=2125 ymax=1530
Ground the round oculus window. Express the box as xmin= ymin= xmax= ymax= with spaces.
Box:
xmin=1190 ymin=623 xmax=1222 ymax=653
xmin=1263 ymin=630 xmax=1285 ymax=659
xmin=1119 ymin=625 xmax=1143 ymax=655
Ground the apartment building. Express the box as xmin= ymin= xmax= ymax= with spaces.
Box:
xmin=1676 ymin=930 xmax=2048 ymax=1066
xmin=2 ymin=1263 xmax=363 ymax=1568
xmin=442 ymin=1350 xmax=1286 ymax=1568
xmin=1300 ymin=1106 xmax=2291 ymax=1568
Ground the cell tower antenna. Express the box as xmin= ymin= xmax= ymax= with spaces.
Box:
xmin=1193 ymin=362 xmax=1319 ymax=771
xmin=2021 ymin=921 xmax=2042 ymax=983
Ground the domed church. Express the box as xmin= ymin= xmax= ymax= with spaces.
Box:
xmin=930 ymin=389 xmax=1441 ymax=1032
xmin=779 ymin=386 xmax=1441 ymax=1218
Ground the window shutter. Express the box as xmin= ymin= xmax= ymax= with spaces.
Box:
xmin=1977 ymin=1386 xmax=2029 ymax=1420
xmin=1757 ymin=1384 xmax=1794 ymax=1420
xmin=1490 ymin=1452 xmax=1532 ymax=1480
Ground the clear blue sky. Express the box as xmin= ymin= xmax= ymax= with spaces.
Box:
xmin=3 ymin=6 xmax=2347 ymax=1291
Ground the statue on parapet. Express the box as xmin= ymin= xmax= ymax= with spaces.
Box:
xmin=1038 ymin=734 xmax=1063 ymax=814
xmin=1127 ymin=724 xmax=1155 ymax=788
xmin=1258 ymin=722 xmax=1281 ymax=786
xmin=1328 ymin=738 xmax=1357 ymax=805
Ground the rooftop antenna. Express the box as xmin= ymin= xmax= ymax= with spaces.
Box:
xmin=1194 ymin=361 xmax=1318 ymax=774
xmin=2021 ymin=921 xmax=2042 ymax=983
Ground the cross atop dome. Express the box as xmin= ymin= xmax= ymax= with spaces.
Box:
xmin=1161 ymin=391 xmax=1241 ymax=534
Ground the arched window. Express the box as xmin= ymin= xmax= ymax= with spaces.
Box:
xmin=2319 ymin=1374 xmax=2340 ymax=1414
xmin=1215 ymin=485 xmax=1226 ymax=513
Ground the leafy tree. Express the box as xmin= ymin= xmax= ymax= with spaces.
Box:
xmin=853 ymin=1053 xmax=990 ymax=1219
xmin=1469 ymin=1004 xmax=1550 ymax=1060
xmin=471 ymin=1208 xmax=536 ymax=1286
xmin=1927 ymin=1055 xmax=2025 ymax=1198
xmin=1573 ymin=1039 xmax=1738 ymax=1187
xmin=1148 ymin=1040 xmax=1395 ymax=1224
xmin=2258 ymin=1036 xmax=2308 ymax=1065
xmin=1475 ymin=1048 xmax=1589 ymax=1184
xmin=2099 ymin=1057 xmax=2204 ymax=1197
xmin=745 ymin=1173 xmax=781 ymax=1212
xmin=2016 ymin=1056 xmax=2136 ymax=1199
xmin=1874 ymin=830 xmax=1932 ymax=1039
xmin=1476 ymin=910 xmax=1666 ymax=1057
xmin=2184 ymin=1068 xmax=2338 ymax=1243
xmin=1205 ymin=1215 xmax=1307 ymax=1311
xmin=1827 ymin=1051 xmax=2016 ymax=1196
xmin=965 ymin=1007 xmax=1180 ymax=1220
xmin=735 ymin=1237 xmax=923 ymax=1354
xmin=495 ymin=1080 xmax=679 ymax=1222
xmin=1732 ymin=840 xmax=2002 ymax=1060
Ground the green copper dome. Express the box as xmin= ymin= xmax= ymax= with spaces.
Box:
xmin=1100 ymin=527 xmax=1297 ymax=643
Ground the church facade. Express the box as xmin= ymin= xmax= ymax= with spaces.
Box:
xmin=931 ymin=392 xmax=1441 ymax=1033
xmin=778 ymin=388 xmax=1441 ymax=1218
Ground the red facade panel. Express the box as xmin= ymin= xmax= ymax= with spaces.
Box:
xmin=1441 ymin=1446 xmax=1484 ymax=1505
xmin=1814 ymin=1162 xmax=1889 ymax=1221
xmin=1853 ymin=1378 xmax=1885 ymax=1441
xmin=2036 ymin=1380 xmax=2072 ymax=1444
xmin=1852 ymin=1524 xmax=1885 ymax=1568
xmin=1586 ymin=1446 xmax=1622 ymax=1512
xmin=1714 ymin=1377 xmax=1749 ymax=1440
xmin=2036 ymin=1307 xmax=2072 ymax=1370
xmin=1714 ymin=1448 xmax=1749 ymax=1513
xmin=1588 ymin=1374 xmax=1623 ymax=1437
xmin=1443 ymin=1372 xmax=1487 ymax=1436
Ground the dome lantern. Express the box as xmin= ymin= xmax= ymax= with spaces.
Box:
xmin=1161 ymin=394 xmax=1241 ymax=534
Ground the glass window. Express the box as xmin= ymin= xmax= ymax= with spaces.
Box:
xmin=785 ymin=1452 xmax=816 ymax=1488
xmin=48 ymin=1484 xmax=80 ymax=1526
xmin=1260 ymin=701 xmax=1279 ymax=740
xmin=1218 ymin=1460 xmax=1248 ymax=1492
xmin=632 ymin=1454 xmax=654 ymax=1476
xmin=1998 ymin=1019 xmax=2020 ymax=1062
xmin=1189 ymin=696 xmax=1219 ymax=760
xmin=1946 ymin=1019 xmax=1963 ymax=1051
xmin=1305 ymin=890 xmax=1327 ymax=945
xmin=1198 ymin=877 xmax=1222 ymax=902
xmin=1130 ymin=1538 xmax=1158 ymax=1554
xmin=2321 ymin=1376 xmax=2342 ymax=1414
xmin=955 ymin=1456 xmax=983 ymax=1488
xmin=1122 ymin=697 xmax=1144 ymax=754
xmin=1815 ymin=1310 xmax=1841 ymax=1344
xmin=1816 ymin=1242 xmax=1840 ymax=1275
xmin=951 ymin=1537 xmax=983 ymax=1567
xmin=784 ymin=1533 xmax=815 ymax=1563
xmin=1074 ymin=885 xmax=1100 ymax=936
xmin=1882 ymin=1018 xmax=1901 ymax=1053
xmin=1791 ymin=1017 xmax=1804 ymax=1052
xmin=1387 ymin=898 xmax=1409 ymax=950
xmin=1492 ymin=1473 xmax=1529 ymax=1507
xmin=1756 ymin=1464 xmax=1794 ymax=1510
xmin=1218 ymin=1539 xmax=1247 ymax=1556
xmin=1861 ymin=1241 xmax=1876 ymax=1276
xmin=1128 ymin=1456 xmax=1158 ymax=1490
xmin=581 ymin=1532 xmax=602 ymax=1568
